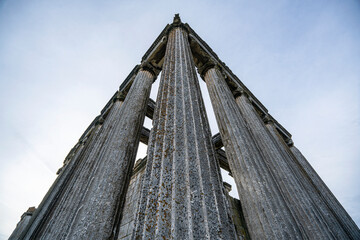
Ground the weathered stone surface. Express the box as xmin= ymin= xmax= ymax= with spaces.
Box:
xmin=13 ymin=15 xmax=360 ymax=240
xmin=21 ymin=69 xmax=154 ymax=240
xmin=132 ymin=27 xmax=237 ymax=240
xmin=289 ymin=144 xmax=360 ymax=239
xmin=9 ymin=207 xmax=36 ymax=240
xmin=235 ymin=93 xmax=346 ymax=239
xmin=19 ymin=121 xmax=103 ymax=239
xmin=204 ymin=66 xmax=303 ymax=239
xmin=223 ymin=183 xmax=249 ymax=240
xmin=140 ymin=127 xmax=232 ymax=172
xmin=117 ymin=159 xmax=146 ymax=240
xmin=265 ymin=121 xmax=360 ymax=239
xmin=212 ymin=132 xmax=223 ymax=149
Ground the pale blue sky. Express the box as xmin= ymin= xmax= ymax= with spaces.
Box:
xmin=0 ymin=0 xmax=359 ymax=238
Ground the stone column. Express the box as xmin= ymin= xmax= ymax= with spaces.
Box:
xmin=132 ymin=26 xmax=237 ymax=240
xmin=203 ymin=65 xmax=305 ymax=239
xmin=234 ymin=92 xmax=346 ymax=239
xmin=18 ymin=117 xmax=104 ymax=240
xmin=9 ymin=207 xmax=36 ymax=240
xmin=22 ymin=66 xmax=156 ymax=240
xmin=288 ymin=143 xmax=360 ymax=239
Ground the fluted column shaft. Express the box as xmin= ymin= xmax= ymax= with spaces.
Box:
xmin=18 ymin=121 xmax=103 ymax=240
xmin=25 ymin=69 xmax=154 ymax=240
xmin=40 ymin=100 xmax=125 ymax=240
xmin=9 ymin=208 xmax=36 ymax=240
xmin=288 ymin=143 xmax=360 ymax=239
xmin=132 ymin=27 xmax=237 ymax=240
xmin=204 ymin=67 xmax=302 ymax=239
xmin=235 ymin=93 xmax=346 ymax=239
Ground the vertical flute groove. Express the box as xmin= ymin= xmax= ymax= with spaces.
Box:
xmin=205 ymin=67 xmax=302 ymax=239
xmin=23 ymin=69 xmax=154 ymax=240
xmin=265 ymin=122 xmax=359 ymax=239
xmin=288 ymin=144 xmax=360 ymax=239
xmin=132 ymin=27 xmax=237 ymax=240
xmin=235 ymin=94 xmax=342 ymax=239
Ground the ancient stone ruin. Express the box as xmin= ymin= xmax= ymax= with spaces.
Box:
xmin=10 ymin=14 xmax=360 ymax=240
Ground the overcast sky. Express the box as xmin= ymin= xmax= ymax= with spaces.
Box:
xmin=0 ymin=0 xmax=359 ymax=238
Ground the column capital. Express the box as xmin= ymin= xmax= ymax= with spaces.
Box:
xmin=197 ymin=59 xmax=222 ymax=79
xmin=114 ymin=91 xmax=126 ymax=102
xmin=286 ymin=138 xmax=294 ymax=146
xmin=140 ymin=61 xmax=161 ymax=79
xmin=96 ymin=116 xmax=105 ymax=125
xmin=262 ymin=114 xmax=274 ymax=124
xmin=233 ymin=88 xmax=249 ymax=99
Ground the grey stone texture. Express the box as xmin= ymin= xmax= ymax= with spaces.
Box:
xmin=289 ymin=144 xmax=360 ymax=239
xmin=265 ymin=121 xmax=360 ymax=239
xmin=203 ymin=64 xmax=360 ymax=239
xmin=18 ymin=119 xmax=104 ymax=240
xmin=9 ymin=207 xmax=36 ymax=240
xmin=117 ymin=159 xmax=146 ymax=240
xmin=204 ymin=66 xmax=303 ymax=239
xmin=223 ymin=183 xmax=250 ymax=240
xmin=235 ymin=93 xmax=346 ymax=239
xmin=132 ymin=27 xmax=237 ymax=240
xmin=13 ymin=15 xmax=360 ymax=240
xmin=20 ymin=68 xmax=154 ymax=240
